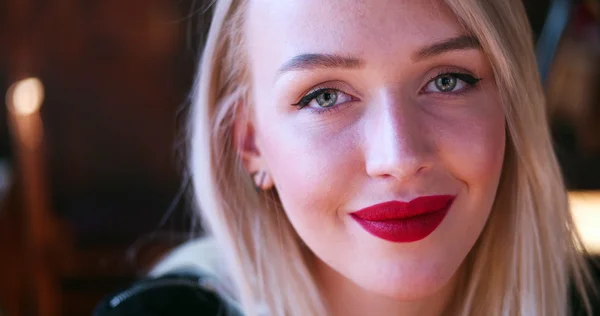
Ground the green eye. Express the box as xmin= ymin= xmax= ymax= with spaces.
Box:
xmin=434 ymin=75 xmax=458 ymax=92
xmin=292 ymin=87 xmax=354 ymax=110
xmin=315 ymin=90 xmax=338 ymax=108
xmin=424 ymin=73 xmax=481 ymax=94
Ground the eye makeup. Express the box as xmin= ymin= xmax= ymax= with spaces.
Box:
xmin=289 ymin=67 xmax=483 ymax=115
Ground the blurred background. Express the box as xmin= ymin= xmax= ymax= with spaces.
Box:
xmin=0 ymin=0 xmax=598 ymax=315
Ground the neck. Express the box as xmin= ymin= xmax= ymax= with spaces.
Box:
xmin=314 ymin=257 xmax=459 ymax=316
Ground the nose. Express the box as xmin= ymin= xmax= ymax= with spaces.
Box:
xmin=363 ymin=95 xmax=433 ymax=181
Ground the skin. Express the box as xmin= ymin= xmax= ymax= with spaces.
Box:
xmin=237 ymin=0 xmax=506 ymax=315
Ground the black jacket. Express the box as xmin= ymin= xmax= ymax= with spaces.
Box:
xmin=93 ymin=271 xmax=242 ymax=316
xmin=94 ymin=257 xmax=600 ymax=316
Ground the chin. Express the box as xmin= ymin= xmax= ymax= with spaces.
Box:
xmin=354 ymin=260 xmax=458 ymax=301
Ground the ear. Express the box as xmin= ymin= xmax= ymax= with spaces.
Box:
xmin=232 ymin=107 xmax=274 ymax=190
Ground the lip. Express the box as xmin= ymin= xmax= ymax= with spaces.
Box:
xmin=350 ymin=195 xmax=455 ymax=243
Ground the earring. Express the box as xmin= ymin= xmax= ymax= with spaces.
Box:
xmin=251 ymin=171 xmax=267 ymax=192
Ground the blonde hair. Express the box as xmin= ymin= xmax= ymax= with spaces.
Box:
xmin=186 ymin=0 xmax=596 ymax=315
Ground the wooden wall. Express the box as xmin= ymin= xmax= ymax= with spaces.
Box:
xmin=0 ymin=0 xmax=211 ymax=315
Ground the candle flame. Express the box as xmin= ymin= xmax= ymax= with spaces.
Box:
xmin=7 ymin=77 xmax=44 ymax=116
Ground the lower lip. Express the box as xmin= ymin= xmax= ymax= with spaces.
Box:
xmin=351 ymin=202 xmax=453 ymax=243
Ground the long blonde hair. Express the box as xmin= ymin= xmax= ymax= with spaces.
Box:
xmin=187 ymin=0 xmax=595 ymax=315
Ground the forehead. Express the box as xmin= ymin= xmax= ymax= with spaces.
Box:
xmin=245 ymin=0 xmax=466 ymax=65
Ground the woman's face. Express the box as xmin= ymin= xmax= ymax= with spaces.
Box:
xmin=243 ymin=0 xmax=505 ymax=300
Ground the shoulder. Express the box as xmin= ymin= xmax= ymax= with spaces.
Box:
xmin=149 ymin=237 xmax=224 ymax=277
xmin=93 ymin=238 xmax=242 ymax=316
xmin=571 ymin=255 xmax=600 ymax=315
xmin=92 ymin=272 xmax=239 ymax=316
xmin=149 ymin=237 xmax=239 ymax=300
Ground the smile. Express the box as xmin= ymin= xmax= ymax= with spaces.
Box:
xmin=350 ymin=195 xmax=456 ymax=242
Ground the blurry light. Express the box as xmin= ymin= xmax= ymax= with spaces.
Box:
xmin=7 ymin=77 xmax=44 ymax=116
xmin=570 ymin=191 xmax=600 ymax=254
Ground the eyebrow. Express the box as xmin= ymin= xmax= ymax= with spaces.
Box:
xmin=277 ymin=53 xmax=364 ymax=74
xmin=414 ymin=34 xmax=481 ymax=61
xmin=276 ymin=34 xmax=481 ymax=75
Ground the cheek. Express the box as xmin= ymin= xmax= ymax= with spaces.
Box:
xmin=440 ymin=115 xmax=506 ymax=186
xmin=435 ymin=102 xmax=506 ymax=250
xmin=257 ymin=119 xmax=361 ymax=230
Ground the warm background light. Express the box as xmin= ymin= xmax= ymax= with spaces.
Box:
xmin=7 ymin=77 xmax=44 ymax=116
xmin=569 ymin=191 xmax=600 ymax=254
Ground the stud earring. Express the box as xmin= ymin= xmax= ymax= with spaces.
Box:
xmin=251 ymin=171 xmax=267 ymax=192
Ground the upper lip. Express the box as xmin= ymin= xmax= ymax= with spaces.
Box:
xmin=350 ymin=195 xmax=455 ymax=221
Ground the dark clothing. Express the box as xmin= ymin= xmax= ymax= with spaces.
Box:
xmin=93 ymin=271 xmax=241 ymax=316
xmin=94 ymin=257 xmax=600 ymax=316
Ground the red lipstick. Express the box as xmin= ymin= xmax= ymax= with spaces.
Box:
xmin=350 ymin=195 xmax=455 ymax=242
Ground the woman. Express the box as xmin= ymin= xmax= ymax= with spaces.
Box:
xmin=95 ymin=0 xmax=599 ymax=315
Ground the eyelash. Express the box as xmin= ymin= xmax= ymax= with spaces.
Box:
xmin=422 ymin=72 xmax=482 ymax=96
xmin=291 ymin=72 xmax=482 ymax=115
xmin=291 ymin=86 xmax=355 ymax=114
xmin=292 ymin=87 xmax=335 ymax=106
